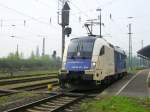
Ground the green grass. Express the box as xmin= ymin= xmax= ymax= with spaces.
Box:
xmin=0 ymin=92 xmax=39 ymax=106
xmin=80 ymin=96 xmax=150 ymax=112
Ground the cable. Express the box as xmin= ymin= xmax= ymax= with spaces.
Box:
xmin=94 ymin=0 xmax=121 ymax=9
xmin=103 ymin=0 xmax=118 ymax=7
xmin=0 ymin=3 xmax=50 ymax=25
xmin=70 ymin=0 xmax=126 ymax=38
xmin=34 ymin=0 xmax=51 ymax=8
xmin=69 ymin=1 xmax=90 ymax=18
xmin=0 ymin=2 xmax=68 ymax=36
xmin=54 ymin=0 xmax=91 ymax=18
xmin=0 ymin=33 xmax=40 ymax=44
xmin=0 ymin=19 xmax=25 ymax=22
xmin=0 ymin=1 xmax=94 ymax=39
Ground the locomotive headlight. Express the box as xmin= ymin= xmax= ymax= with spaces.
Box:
xmin=92 ymin=62 xmax=96 ymax=66
xmin=91 ymin=62 xmax=96 ymax=69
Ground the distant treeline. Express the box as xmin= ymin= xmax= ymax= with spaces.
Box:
xmin=0 ymin=52 xmax=61 ymax=75
xmin=0 ymin=51 xmax=149 ymax=75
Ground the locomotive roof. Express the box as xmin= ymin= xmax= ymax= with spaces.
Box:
xmin=71 ymin=36 xmax=126 ymax=55
xmin=114 ymin=46 xmax=126 ymax=55
xmin=71 ymin=36 xmax=96 ymax=41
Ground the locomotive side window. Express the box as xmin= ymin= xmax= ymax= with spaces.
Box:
xmin=99 ymin=46 xmax=105 ymax=56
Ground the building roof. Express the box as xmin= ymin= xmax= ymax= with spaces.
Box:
xmin=137 ymin=45 xmax=150 ymax=59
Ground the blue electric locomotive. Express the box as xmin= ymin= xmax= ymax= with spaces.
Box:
xmin=59 ymin=36 xmax=127 ymax=89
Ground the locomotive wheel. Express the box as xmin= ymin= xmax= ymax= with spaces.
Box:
xmin=101 ymin=77 xmax=112 ymax=85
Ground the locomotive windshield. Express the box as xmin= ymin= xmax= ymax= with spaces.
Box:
xmin=67 ymin=37 xmax=95 ymax=59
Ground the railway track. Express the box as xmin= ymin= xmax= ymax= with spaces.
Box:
xmin=0 ymin=75 xmax=57 ymax=86
xmin=0 ymin=91 xmax=11 ymax=97
xmin=5 ymin=92 xmax=89 ymax=112
xmin=0 ymin=81 xmax=58 ymax=98
xmin=1 ymin=74 xmax=125 ymax=112
xmin=0 ymin=72 xmax=57 ymax=81
xmin=0 ymin=76 xmax=58 ymax=91
xmin=13 ymin=80 xmax=58 ymax=91
xmin=0 ymin=89 xmax=19 ymax=97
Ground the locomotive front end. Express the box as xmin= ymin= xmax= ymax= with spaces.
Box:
xmin=59 ymin=37 xmax=96 ymax=89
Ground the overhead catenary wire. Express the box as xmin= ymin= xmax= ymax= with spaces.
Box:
xmin=68 ymin=1 xmax=90 ymax=18
xmin=3 ymin=1 xmax=80 ymax=36
xmin=0 ymin=0 xmax=129 ymax=39
xmin=1 ymin=19 xmax=79 ymax=41
xmin=0 ymin=2 xmax=64 ymax=35
xmin=39 ymin=0 xmax=128 ymax=37
xmin=34 ymin=0 xmax=52 ymax=8
xmin=102 ymin=0 xmax=122 ymax=8
xmin=0 ymin=33 xmax=41 ymax=45
xmin=0 ymin=3 xmax=50 ymax=25
xmin=0 ymin=2 xmax=61 ymax=32
xmin=0 ymin=3 xmax=123 ymax=41
xmin=37 ymin=0 xmax=125 ymax=23
xmin=69 ymin=0 xmax=125 ymax=35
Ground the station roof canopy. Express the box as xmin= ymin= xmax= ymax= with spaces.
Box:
xmin=137 ymin=45 xmax=150 ymax=59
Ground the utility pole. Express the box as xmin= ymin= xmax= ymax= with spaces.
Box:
xmin=96 ymin=8 xmax=102 ymax=38
xmin=128 ymin=17 xmax=134 ymax=69
xmin=38 ymin=35 xmax=46 ymax=56
xmin=62 ymin=25 xmax=65 ymax=59
xmin=128 ymin=23 xmax=132 ymax=69
xmin=42 ymin=37 xmax=45 ymax=56
xmin=36 ymin=45 xmax=40 ymax=57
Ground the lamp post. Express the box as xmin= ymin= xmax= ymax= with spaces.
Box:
xmin=128 ymin=17 xmax=134 ymax=69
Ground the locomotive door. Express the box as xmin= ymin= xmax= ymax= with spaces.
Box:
xmin=94 ymin=46 xmax=105 ymax=81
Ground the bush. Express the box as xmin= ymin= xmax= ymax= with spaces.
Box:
xmin=0 ymin=53 xmax=61 ymax=75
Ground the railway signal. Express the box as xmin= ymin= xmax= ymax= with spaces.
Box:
xmin=58 ymin=1 xmax=71 ymax=59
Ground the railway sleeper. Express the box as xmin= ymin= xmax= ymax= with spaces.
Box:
xmin=26 ymin=109 xmax=43 ymax=112
xmin=31 ymin=106 xmax=51 ymax=110
xmin=40 ymin=104 xmax=62 ymax=108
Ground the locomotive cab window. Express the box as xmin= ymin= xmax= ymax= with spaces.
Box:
xmin=99 ymin=46 xmax=105 ymax=56
xmin=67 ymin=38 xmax=95 ymax=59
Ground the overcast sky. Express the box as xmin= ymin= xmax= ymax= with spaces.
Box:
xmin=0 ymin=0 xmax=149 ymax=57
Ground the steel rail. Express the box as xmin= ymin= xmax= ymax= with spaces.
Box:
xmin=5 ymin=93 xmax=85 ymax=112
xmin=5 ymin=93 xmax=62 ymax=112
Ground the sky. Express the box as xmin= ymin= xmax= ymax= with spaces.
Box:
xmin=0 ymin=0 xmax=149 ymax=58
